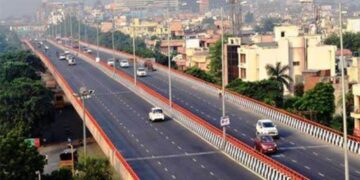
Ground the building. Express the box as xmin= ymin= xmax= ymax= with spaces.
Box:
xmin=347 ymin=18 xmax=360 ymax=33
xmin=227 ymin=25 xmax=337 ymax=92
xmin=350 ymin=84 xmax=360 ymax=137
xmin=115 ymin=0 xmax=179 ymax=11
xmin=224 ymin=37 xmax=241 ymax=84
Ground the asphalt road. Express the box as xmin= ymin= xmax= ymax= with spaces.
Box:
xmin=76 ymin=42 xmax=360 ymax=180
xmin=35 ymin=41 xmax=259 ymax=180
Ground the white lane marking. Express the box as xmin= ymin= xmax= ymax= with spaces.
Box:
xmin=326 ymin=158 xmax=332 ymax=161
xmin=164 ymin=168 xmax=168 ymax=172
xmin=291 ymin=159 xmax=297 ymax=163
xmin=313 ymin=152 xmax=318 ymax=156
xmin=140 ymin=144 xmax=144 ymax=147
xmin=200 ymin=164 xmax=205 ymax=168
xmin=210 ymin=172 xmax=214 ymax=176
xmin=171 ymin=141 xmax=175 ymax=145
xmin=165 ymin=136 xmax=169 ymax=140
xmin=289 ymin=141 xmax=296 ymax=145
xmin=126 ymin=151 xmax=218 ymax=161
xmin=234 ymin=129 xmax=238 ymax=132
xmin=355 ymin=170 xmax=360 ymax=174
xmin=278 ymin=145 xmax=330 ymax=151
xmin=241 ymin=133 xmax=246 ymax=137
xmin=192 ymin=158 xmax=197 ymax=162
xmin=145 ymin=149 xmax=150 ymax=153
xmin=318 ymin=172 xmax=325 ymax=177
xmin=157 ymin=161 xmax=162 ymax=165
xmin=177 ymin=146 xmax=182 ymax=150
xmin=171 ymin=175 xmax=176 ymax=179
xmin=304 ymin=166 xmax=311 ymax=170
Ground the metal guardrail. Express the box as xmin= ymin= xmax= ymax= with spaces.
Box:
xmin=24 ymin=40 xmax=140 ymax=180
xmin=79 ymin=41 xmax=360 ymax=155
xmin=58 ymin=40 xmax=308 ymax=180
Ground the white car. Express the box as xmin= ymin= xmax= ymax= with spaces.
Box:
xmin=120 ymin=60 xmax=129 ymax=68
xmin=136 ymin=67 xmax=147 ymax=77
xmin=86 ymin=49 xmax=92 ymax=54
xmin=256 ymin=119 xmax=279 ymax=138
xmin=68 ymin=58 xmax=76 ymax=65
xmin=149 ymin=107 xmax=165 ymax=122
xmin=59 ymin=54 xmax=66 ymax=60
xmin=44 ymin=46 xmax=49 ymax=50
xmin=107 ymin=58 xmax=115 ymax=66
xmin=64 ymin=50 xmax=70 ymax=55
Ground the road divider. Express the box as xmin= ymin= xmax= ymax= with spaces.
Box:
xmin=24 ymin=40 xmax=139 ymax=180
xmin=79 ymin=40 xmax=360 ymax=155
xmin=53 ymin=39 xmax=308 ymax=180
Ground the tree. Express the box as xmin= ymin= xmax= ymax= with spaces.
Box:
xmin=244 ymin=12 xmax=255 ymax=24
xmin=0 ymin=127 xmax=46 ymax=179
xmin=226 ymin=79 xmax=283 ymax=107
xmin=294 ymin=83 xmax=304 ymax=97
xmin=265 ymin=62 xmax=293 ymax=91
xmin=75 ymin=156 xmax=112 ymax=180
xmin=254 ymin=17 xmax=281 ymax=33
xmin=0 ymin=78 xmax=54 ymax=136
xmin=44 ymin=169 xmax=73 ymax=180
xmin=185 ymin=67 xmax=216 ymax=83
xmin=0 ymin=61 xmax=38 ymax=82
xmin=324 ymin=32 xmax=360 ymax=53
xmin=294 ymin=83 xmax=335 ymax=125
xmin=208 ymin=40 xmax=222 ymax=81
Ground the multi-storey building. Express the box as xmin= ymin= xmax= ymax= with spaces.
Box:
xmin=116 ymin=0 xmax=179 ymax=10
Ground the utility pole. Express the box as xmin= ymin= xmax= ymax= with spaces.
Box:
xmin=167 ymin=1 xmax=172 ymax=108
xmin=339 ymin=3 xmax=349 ymax=180
xmin=132 ymin=26 xmax=137 ymax=85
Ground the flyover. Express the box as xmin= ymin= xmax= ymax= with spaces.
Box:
xmin=26 ymin=39 xmax=307 ymax=179
xmin=61 ymin=39 xmax=360 ymax=180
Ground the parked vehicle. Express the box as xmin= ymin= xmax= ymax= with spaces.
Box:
xmin=149 ymin=107 xmax=165 ymax=122
xmin=254 ymin=134 xmax=278 ymax=154
xmin=59 ymin=53 xmax=66 ymax=60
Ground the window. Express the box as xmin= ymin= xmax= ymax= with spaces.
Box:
xmin=240 ymin=68 xmax=246 ymax=79
xmin=281 ymin=31 xmax=285 ymax=37
xmin=293 ymin=61 xmax=300 ymax=66
xmin=240 ymin=54 xmax=246 ymax=64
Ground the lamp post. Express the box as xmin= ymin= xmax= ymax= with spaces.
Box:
xmin=35 ymin=171 xmax=41 ymax=180
xmin=73 ymin=86 xmax=95 ymax=157
xmin=339 ymin=2 xmax=349 ymax=180
xmin=67 ymin=137 xmax=75 ymax=176
xmin=132 ymin=26 xmax=137 ymax=85
xmin=96 ymin=18 xmax=100 ymax=62
xmin=166 ymin=6 xmax=173 ymax=108
xmin=111 ymin=6 xmax=116 ymax=76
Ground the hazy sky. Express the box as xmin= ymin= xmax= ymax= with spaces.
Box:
xmin=0 ymin=0 xmax=42 ymax=18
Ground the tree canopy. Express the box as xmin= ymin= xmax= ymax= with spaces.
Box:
xmin=185 ymin=67 xmax=216 ymax=83
xmin=75 ymin=156 xmax=112 ymax=180
xmin=265 ymin=62 xmax=293 ymax=91
xmin=324 ymin=32 xmax=360 ymax=53
xmin=254 ymin=17 xmax=281 ymax=33
xmin=0 ymin=127 xmax=46 ymax=179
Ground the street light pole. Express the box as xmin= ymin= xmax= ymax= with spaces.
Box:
xmin=82 ymin=95 xmax=86 ymax=157
xmin=339 ymin=3 xmax=349 ymax=180
xmin=70 ymin=12 xmax=73 ymax=48
xmin=221 ymin=7 xmax=227 ymax=149
xmin=68 ymin=143 xmax=75 ymax=175
xmin=78 ymin=7 xmax=81 ymax=53
xmin=132 ymin=26 xmax=137 ymax=85
xmin=96 ymin=20 xmax=100 ymax=61
xmin=167 ymin=8 xmax=172 ymax=108
xmin=111 ymin=7 xmax=116 ymax=76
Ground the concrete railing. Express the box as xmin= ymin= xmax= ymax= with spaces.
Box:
xmin=80 ymin=40 xmax=360 ymax=155
xmin=24 ymin=40 xmax=140 ymax=180
xmin=56 ymin=40 xmax=308 ymax=180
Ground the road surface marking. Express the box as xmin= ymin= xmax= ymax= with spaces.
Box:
xmin=241 ymin=133 xmax=246 ymax=137
xmin=355 ymin=170 xmax=360 ymax=174
xmin=289 ymin=141 xmax=296 ymax=145
xmin=171 ymin=175 xmax=176 ymax=179
xmin=291 ymin=159 xmax=297 ymax=163
xmin=177 ymin=146 xmax=182 ymax=150
xmin=313 ymin=152 xmax=318 ymax=156
xmin=126 ymin=151 xmax=218 ymax=161
xmin=145 ymin=149 xmax=150 ymax=153
xmin=318 ymin=172 xmax=325 ymax=177
xmin=165 ymin=136 xmax=169 ymax=140
xmin=304 ymin=166 xmax=311 ymax=170
xmin=278 ymin=145 xmax=330 ymax=151
xmin=157 ymin=161 xmax=161 ymax=165
xmin=171 ymin=141 xmax=175 ymax=145
xmin=210 ymin=172 xmax=214 ymax=176
xmin=164 ymin=168 xmax=168 ymax=172
xmin=140 ymin=144 xmax=144 ymax=147
xmin=200 ymin=164 xmax=205 ymax=168
xmin=234 ymin=129 xmax=238 ymax=132
xmin=326 ymin=158 xmax=332 ymax=161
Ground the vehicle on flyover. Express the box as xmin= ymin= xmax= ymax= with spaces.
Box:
xmin=254 ymin=134 xmax=278 ymax=154
xmin=148 ymin=107 xmax=165 ymax=122
xmin=120 ymin=59 xmax=130 ymax=68
xmin=136 ymin=67 xmax=147 ymax=77
xmin=256 ymin=119 xmax=279 ymax=138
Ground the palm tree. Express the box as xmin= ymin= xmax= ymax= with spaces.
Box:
xmin=265 ymin=62 xmax=293 ymax=91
